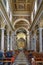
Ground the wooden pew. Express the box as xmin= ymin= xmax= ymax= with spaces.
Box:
xmin=0 ymin=50 xmax=19 ymax=65
xmin=0 ymin=56 xmax=16 ymax=65
xmin=0 ymin=58 xmax=13 ymax=65
xmin=31 ymin=52 xmax=43 ymax=65
xmin=24 ymin=51 xmax=43 ymax=65
xmin=24 ymin=50 xmax=34 ymax=60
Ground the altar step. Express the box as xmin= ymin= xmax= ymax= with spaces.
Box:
xmin=13 ymin=51 xmax=30 ymax=65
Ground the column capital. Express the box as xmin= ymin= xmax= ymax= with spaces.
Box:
xmin=0 ymin=28 xmax=5 ymax=30
xmin=7 ymin=32 xmax=9 ymax=35
xmin=39 ymin=28 xmax=42 ymax=30
xmin=27 ymin=32 xmax=29 ymax=36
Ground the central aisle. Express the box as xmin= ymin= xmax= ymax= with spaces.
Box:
xmin=13 ymin=51 xmax=30 ymax=65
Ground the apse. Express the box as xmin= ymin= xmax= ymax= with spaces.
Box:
xmin=16 ymin=28 xmax=27 ymax=50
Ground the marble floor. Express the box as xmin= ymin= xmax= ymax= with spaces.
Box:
xmin=13 ymin=51 xmax=30 ymax=65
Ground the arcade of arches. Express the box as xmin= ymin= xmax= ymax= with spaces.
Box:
xmin=0 ymin=0 xmax=43 ymax=65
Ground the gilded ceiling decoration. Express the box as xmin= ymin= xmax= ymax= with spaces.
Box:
xmin=10 ymin=0 xmax=34 ymax=30
xmin=11 ymin=0 xmax=34 ymax=12
xmin=13 ymin=16 xmax=30 ymax=22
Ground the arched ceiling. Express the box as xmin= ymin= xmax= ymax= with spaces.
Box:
xmin=14 ymin=20 xmax=30 ymax=30
xmin=10 ymin=0 xmax=34 ymax=12
xmin=15 ymin=27 xmax=28 ymax=33
xmin=10 ymin=0 xmax=34 ymax=30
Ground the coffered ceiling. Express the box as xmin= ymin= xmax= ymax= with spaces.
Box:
xmin=10 ymin=0 xmax=34 ymax=30
xmin=15 ymin=20 xmax=29 ymax=29
xmin=11 ymin=0 xmax=34 ymax=13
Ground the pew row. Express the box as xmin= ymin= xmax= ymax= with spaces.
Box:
xmin=0 ymin=50 xmax=19 ymax=65
xmin=24 ymin=50 xmax=43 ymax=65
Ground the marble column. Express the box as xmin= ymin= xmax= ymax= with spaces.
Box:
xmin=1 ymin=28 xmax=4 ymax=52
xmin=32 ymin=34 xmax=36 ymax=51
xmin=27 ymin=32 xmax=30 ymax=50
xmin=30 ymin=32 xmax=32 ymax=50
xmin=34 ymin=34 xmax=36 ymax=51
xmin=30 ymin=36 xmax=32 ymax=50
xmin=7 ymin=32 xmax=9 ymax=51
xmin=10 ymin=35 xmax=12 ymax=50
xmin=31 ymin=35 xmax=34 ymax=51
xmin=31 ymin=36 xmax=34 ymax=50
xmin=12 ymin=34 xmax=14 ymax=50
xmin=13 ymin=32 xmax=17 ymax=50
xmin=0 ymin=29 xmax=1 ymax=50
xmin=39 ymin=28 xmax=42 ymax=52
xmin=31 ymin=37 xmax=32 ymax=50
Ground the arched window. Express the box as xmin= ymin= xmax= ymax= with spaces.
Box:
xmin=3 ymin=0 xmax=7 ymax=6
xmin=37 ymin=0 xmax=41 ymax=7
xmin=35 ymin=0 xmax=37 ymax=14
xmin=31 ymin=12 xmax=33 ymax=22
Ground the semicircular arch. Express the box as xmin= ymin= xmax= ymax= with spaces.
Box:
xmin=15 ymin=27 xmax=28 ymax=33
xmin=14 ymin=18 xmax=30 ymax=27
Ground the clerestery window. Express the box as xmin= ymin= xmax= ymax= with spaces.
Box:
xmin=3 ymin=0 xmax=10 ymax=15
xmin=7 ymin=0 xmax=9 ymax=13
xmin=3 ymin=0 xmax=7 ymax=6
xmin=37 ymin=0 xmax=41 ymax=8
xmin=35 ymin=0 xmax=37 ymax=14
xmin=31 ymin=12 xmax=33 ymax=22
